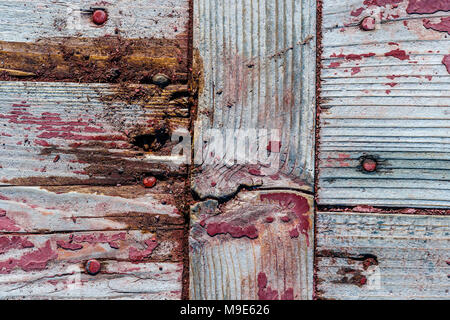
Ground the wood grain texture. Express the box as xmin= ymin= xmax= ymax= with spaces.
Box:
xmin=0 ymin=0 xmax=189 ymax=42
xmin=0 ymin=185 xmax=184 ymax=299
xmin=318 ymin=0 xmax=450 ymax=207
xmin=190 ymin=190 xmax=314 ymax=300
xmin=0 ymin=81 xmax=189 ymax=185
xmin=316 ymin=211 xmax=450 ymax=300
xmin=192 ymin=0 xmax=317 ymax=199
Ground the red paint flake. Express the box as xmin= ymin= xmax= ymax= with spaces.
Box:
xmin=34 ymin=139 xmax=51 ymax=147
xmin=260 ymin=193 xmax=311 ymax=246
xmin=423 ymin=17 xmax=450 ymax=34
xmin=289 ymin=227 xmax=300 ymax=238
xmin=280 ymin=216 xmax=291 ymax=222
xmin=248 ymin=168 xmax=263 ymax=176
xmin=443 ymin=55 xmax=450 ymax=74
xmin=388 ymin=42 xmax=399 ymax=46
xmin=407 ymin=0 xmax=450 ymax=14
xmin=281 ymin=288 xmax=294 ymax=300
xmin=351 ymin=7 xmax=365 ymax=16
xmin=386 ymin=90 xmax=391 ymax=94
xmin=363 ymin=0 xmax=403 ymax=7
xmin=199 ymin=219 xmax=206 ymax=227
xmin=328 ymin=62 xmax=341 ymax=68
xmin=0 ymin=236 xmax=34 ymax=254
xmin=0 ymin=216 xmax=20 ymax=231
xmin=257 ymin=272 xmax=279 ymax=300
xmin=385 ymin=49 xmax=410 ymax=60
xmin=351 ymin=67 xmax=361 ymax=75
xmin=143 ymin=176 xmax=157 ymax=188
xmin=404 ymin=20 xmax=409 ymax=26
xmin=210 ymin=181 xmax=217 ymax=187
xmin=71 ymin=232 xmax=126 ymax=249
xmin=129 ymin=238 xmax=158 ymax=261
xmin=385 ymin=82 xmax=398 ymax=87
xmin=56 ymin=240 xmax=83 ymax=251
xmin=360 ymin=276 xmax=368 ymax=285
xmin=53 ymin=155 xmax=60 ymax=163
xmin=425 ymin=75 xmax=433 ymax=81
xmin=206 ymin=222 xmax=259 ymax=239
xmin=266 ymin=141 xmax=281 ymax=152
xmin=265 ymin=217 xmax=274 ymax=223
xmin=0 ymin=240 xmax=57 ymax=274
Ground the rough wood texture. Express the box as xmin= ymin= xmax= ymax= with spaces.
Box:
xmin=0 ymin=0 xmax=191 ymax=300
xmin=0 ymin=81 xmax=189 ymax=185
xmin=0 ymin=185 xmax=184 ymax=299
xmin=316 ymin=211 xmax=450 ymax=300
xmin=192 ymin=0 xmax=317 ymax=199
xmin=0 ymin=0 xmax=189 ymax=42
xmin=318 ymin=0 xmax=450 ymax=208
xmin=190 ymin=190 xmax=314 ymax=300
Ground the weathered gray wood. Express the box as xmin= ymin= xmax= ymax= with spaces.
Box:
xmin=0 ymin=0 xmax=189 ymax=42
xmin=318 ymin=0 xmax=450 ymax=208
xmin=0 ymin=81 xmax=189 ymax=185
xmin=0 ymin=185 xmax=184 ymax=299
xmin=316 ymin=211 xmax=450 ymax=300
xmin=190 ymin=190 xmax=314 ymax=300
xmin=192 ymin=0 xmax=317 ymax=199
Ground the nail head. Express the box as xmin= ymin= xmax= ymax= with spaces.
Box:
xmin=86 ymin=259 xmax=101 ymax=275
xmin=92 ymin=9 xmax=108 ymax=25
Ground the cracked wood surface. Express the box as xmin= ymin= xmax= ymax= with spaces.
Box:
xmin=0 ymin=0 xmax=190 ymax=299
xmin=316 ymin=211 xmax=450 ymax=300
xmin=190 ymin=190 xmax=314 ymax=300
xmin=191 ymin=0 xmax=317 ymax=199
xmin=318 ymin=0 xmax=450 ymax=208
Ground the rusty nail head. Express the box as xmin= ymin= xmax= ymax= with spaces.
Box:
xmin=360 ymin=16 xmax=376 ymax=31
xmin=152 ymin=73 xmax=171 ymax=87
xmin=143 ymin=176 xmax=157 ymax=188
xmin=92 ymin=9 xmax=108 ymax=25
xmin=86 ymin=259 xmax=101 ymax=275
xmin=362 ymin=158 xmax=377 ymax=172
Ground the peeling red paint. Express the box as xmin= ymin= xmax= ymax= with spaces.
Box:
xmin=257 ymin=272 xmax=278 ymax=300
xmin=385 ymin=49 xmax=410 ymax=60
xmin=71 ymin=232 xmax=126 ymax=249
xmin=266 ymin=141 xmax=281 ymax=152
xmin=206 ymin=222 xmax=259 ymax=239
xmin=385 ymin=82 xmax=398 ymax=87
xmin=423 ymin=17 xmax=450 ymax=34
xmin=0 ymin=216 xmax=20 ymax=231
xmin=0 ymin=236 xmax=34 ymax=254
xmin=443 ymin=55 xmax=450 ymax=73
xmin=260 ymin=193 xmax=311 ymax=246
xmin=56 ymin=239 xmax=83 ymax=251
xmin=129 ymin=238 xmax=158 ymax=261
xmin=351 ymin=7 xmax=365 ymax=16
xmin=265 ymin=217 xmax=274 ymax=223
xmin=351 ymin=67 xmax=361 ymax=75
xmin=407 ymin=0 xmax=450 ymax=14
xmin=280 ymin=216 xmax=291 ymax=222
xmin=364 ymin=0 xmax=403 ymax=7
xmin=328 ymin=62 xmax=342 ymax=68
xmin=0 ymin=240 xmax=57 ymax=274
xmin=331 ymin=53 xmax=376 ymax=61
xmin=281 ymin=288 xmax=294 ymax=300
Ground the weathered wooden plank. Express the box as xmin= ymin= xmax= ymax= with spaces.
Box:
xmin=316 ymin=211 xmax=450 ymax=300
xmin=0 ymin=82 xmax=190 ymax=185
xmin=0 ymin=185 xmax=185 ymax=232
xmin=191 ymin=0 xmax=317 ymax=199
xmin=0 ymin=0 xmax=190 ymax=82
xmin=0 ymin=184 xmax=185 ymax=299
xmin=190 ymin=190 xmax=314 ymax=300
xmin=0 ymin=0 xmax=189 ymax=42
xmin=0 ymin=261 xmax=183 ymax=300
xmin=318 ymin=0 xmax=450 ymax=208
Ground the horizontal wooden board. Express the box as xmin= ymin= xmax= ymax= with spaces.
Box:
xmin=0 ymin=0 xmax=189 ymax=42
xmin=318 ymin=0 xmax=450 ymax=208
xmin=0 ymin=185 xmax=185 ymax=299
xmin=0 ymin=81 xmax=190 ymax=185
xmin=0 ymin=261 xmax=182 ymax=300
xmin=190 ymin=190 xmax=314 ymax=300
xmin=192 ymin=0 xmax=316 ymax=199
xmin=316 ymin=211 xmax=450 ymax=300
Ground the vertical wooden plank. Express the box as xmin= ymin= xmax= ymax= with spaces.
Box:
xmin=190 ymin=191 xmax=314 ymax=300
xmin=190 ymin=0 xmax=317 ymax=300
xmin=192 ymin=0 xmax=317 ymax=199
